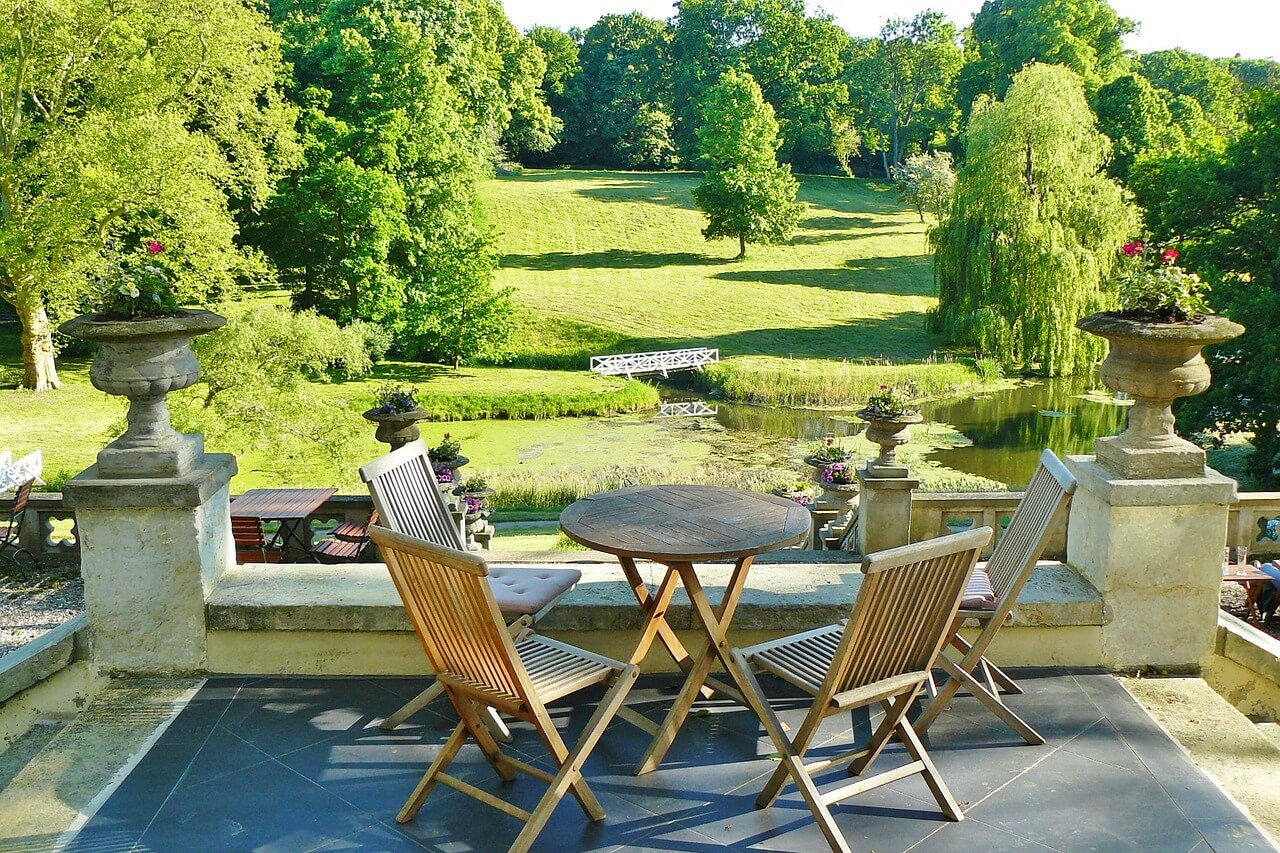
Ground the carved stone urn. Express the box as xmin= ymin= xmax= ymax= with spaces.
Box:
xmin=1076 ymin=312 xmax=1244 ymax=479
xmin=61 ymin=309 xmax=226 ymax=479
xmin=362 ymin=408 xmax=431 ymax=451
xmin=856 ymin=410 xmax=924 ymax=478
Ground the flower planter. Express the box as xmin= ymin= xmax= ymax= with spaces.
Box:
xmin=771 ymin=487 xmax=813 ymax=508
xmin=60 ymin=309 xmax=226 ymax=479
xmin=803 ymin=454 xmax=852 ymax=470
xmin=1076 ymin=312 xmax=1245 ymax=479
xmin=362 ymin=408 xmax=431 ymax=451
xmin=856 ymin=410 xmax=924 ymax=478
xmin=433 ymin=454 xmax=470 ymax=472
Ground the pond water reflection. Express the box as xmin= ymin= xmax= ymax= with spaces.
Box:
xmin=664 ymin=376 xmax=1127 ymax=489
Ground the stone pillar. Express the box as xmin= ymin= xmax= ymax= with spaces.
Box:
xmin=855 ymin=466 xmax=918 ymax=555
xmin=1066 ymin=456 xmax=1234 ymax=672
xmin=64 ymin=454 xmax=236 ymax=676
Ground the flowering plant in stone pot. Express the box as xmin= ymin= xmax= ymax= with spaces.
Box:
xmin=771 ymin=477 xmax=814 ymax=506
xmin=1075 ymin=241 xmax=1244 ymax=479
xmin=803 ymin=436 xmax=852 ymax=468
xmin=1113 ymin=242 xmax=1212 ymax=323
xmin=363 ymin=383 xmax=429 ymax=451
xmin=859 ymin=384 xmax=920 ymax=421
xmin=456 ymin=474 xmax=495 ymax=498
xmin=60 ymin=240 xmax=226 ymax=479
xmin=432 ymin=463 xmax=455 ymax=486
xmin=429 ymin=432 xmax=468 ymax=470
xmin=822 ymin=462 xmax=857 ymax=487
xmin=462 ymin=494 xmax=489 ymax=518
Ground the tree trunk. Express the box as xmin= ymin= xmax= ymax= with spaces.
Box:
xmin=881 ymin=150 xmax=890 ymax=180
xmin=18 ymin=297 xmax=62 ymax=391
xmin=736 ymin=234 xmax=747 ymax=260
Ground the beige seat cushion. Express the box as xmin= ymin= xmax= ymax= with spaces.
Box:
xmin=961 ymin=568 xmax=998 ymax=610
xmin=489 ymin=566 xmax=582 ymax=617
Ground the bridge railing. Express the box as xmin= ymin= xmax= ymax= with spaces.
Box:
xmin=590 ymin=347 xmax=719 ymax=378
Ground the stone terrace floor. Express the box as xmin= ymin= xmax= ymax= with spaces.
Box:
xmin=64 ymin=670 xmax=1272 ymax=852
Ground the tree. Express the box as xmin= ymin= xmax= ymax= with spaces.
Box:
xmin=172 ymin=303 xmax=372 ymax=484
xmin=892 ymin=151 xmax=956 ymax=222
xmin=692 ymin=70 xmax=804 ymax=260
xmin=559 ymin=13 xmax=675 ymax=169
xmin=255 ymin=0 xmax=533 ymax=358
xmin=1139 ymin=49 xmax=1244 ymax=141
xmin=863 ymin=12 xmax=963 ymax=170
xmin=931 ymin=64 xmax=1139 ymax=376
xmin=1148 ymin=90 xmax=1280 ymax=485
xmin=0 ymin=0 xmax=296 ymax=390
xmin=957 ymin=0 xmax=1133 ymax=112
xmin=1093 ymin=73 xmax=1187 ymax=179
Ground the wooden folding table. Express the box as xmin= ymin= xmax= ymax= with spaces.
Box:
xmin=560 ymin=485 xmax=810 ymax=774
xmin=230 ymin=488 xmax=337 ymax=560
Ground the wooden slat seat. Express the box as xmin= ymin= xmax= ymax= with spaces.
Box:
xmin=0 ymin=479 xmax=35 ymax=570
xmin=518 ymin=636 xmax=616 ymax=704
xmin=751 ymin=624 xmax=845 ymax=695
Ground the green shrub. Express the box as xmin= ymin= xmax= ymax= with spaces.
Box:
xmin=349 ymin=320 xmax=394 ymax=363
xmin=415 ymin=380 xmax=658 ymax=421
xmin=486 ymin=464 xmax=782 ymax=511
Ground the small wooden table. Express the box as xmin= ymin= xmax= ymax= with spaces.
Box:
xmin=1224 ymin=564 xmax=1276 ymax=622
xmin=230 ymin=488 xmax=337 ymax=559
xmin=560 ymin=485 xmax=810 ymax=774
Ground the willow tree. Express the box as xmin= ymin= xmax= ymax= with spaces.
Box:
xmin=930 ymin=63 xmax=1138 ymax=376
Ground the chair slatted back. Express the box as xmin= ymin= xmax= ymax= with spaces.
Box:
xmin=231 ymin=516 xmax=267 ymax=549
xmin=984 ymin=450 xmax=1077 ymax=605
xmin=829 ymin=527 xmax=991 ymax=696
xmin=11 ymin=479 xmax=33 ymax=517
xmin=360 ymin=440 xmax=465 ymax=550
xmin=369 ymin=525 xmax=529 ymax=710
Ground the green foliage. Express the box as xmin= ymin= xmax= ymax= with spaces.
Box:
xmin=861 ymin=385 xmax=920 ymax=418
xmin=429 ymin=433 xmax=463 ymax=462
xmin=1093 ymin=74 xmax=1193 ymax=180
xmin=1138 ymin=49 xmax=1244 ymax=141
xmin=170 ymin=304 xmax=371 ymax=483
xmin=489 ymin=463 xmax=780 ymax=511
xmin=1156 ymin=90 xmax=1280 ymax=485
xmin=557 ymin=13 xmax=676 ymax=170
xmin=696 ymin=358 xmax=989 ymax=408
xmin=1224 ymin=58 xmax=1280 ymax=90
xmin=931 ymin=64 xmax=1139 ymax=376
xmin=255 ymin=0 xmax=534 ymax=361
xmin=958 ymin=0 xmax=1134 ymax=110
xmin=1114 ymin=245 xmax=1211 ymax=320
xmin=0 ymin=0 xmax=297 ymax=389
xmin=693 ymin=70 xmax=803 ymax=259
xmin=348 ymin=320 xmax=394 ymax=363
xmin=892 ymin=151 xmax=956 ymax=222
xmin=847 ymin=13 xmax=962 ymax=168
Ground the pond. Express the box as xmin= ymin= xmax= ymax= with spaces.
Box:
xmin=666 ymin=376 xmax=1128 ymax=489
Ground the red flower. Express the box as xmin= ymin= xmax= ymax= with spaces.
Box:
xmin=1121 ymin=242 xmax=1145 ymax=257
xmin=1162 ymin=249 xmax=1179 ymax=264
xmin=145 ymin=241 xmax=165 ymax=254
xmin=879 ymin=384 xmax=888 ymax=390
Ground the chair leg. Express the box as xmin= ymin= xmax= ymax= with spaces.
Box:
xmin=510 ymin=667 xmax=639 ymax=853
xmin=895 ymin=714 xmax=963 ymax=821
xmin=950 ymin=633 xmax=1022 ymax=695
xmin=397 ymin=721 xmax=468 ymax=823
xmin=937 ymin=655 xmax=1044 ymax=746
xmin=380 ymin=682 xmax=444 ymax=731
xmin=454 ymin=697 xmax=517 ymax=784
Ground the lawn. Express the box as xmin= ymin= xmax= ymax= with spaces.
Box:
xmin=483 ymin=170 xmax=943 ymax=365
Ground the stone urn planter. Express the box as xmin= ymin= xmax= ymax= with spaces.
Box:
xmin=815 ymin=480 xmax=859 ymax=515
xmin=362 ymin=408 xmax=431 ymax=451
xmin=60 ymin=309 xmax=226 ymax=479
xmin=433 ymin=454 xmax=469 ymax=473
xmin=1077 ymin=312 xmax=1244 ymax=479
xmin=771 ymin=487 xmax=813 ymax=508
xmin=857 ymin=410 xmax=924 ymax=478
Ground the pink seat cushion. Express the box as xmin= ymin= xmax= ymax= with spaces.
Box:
xmin=961 ymin=568 xmax=998 ymax=610
xmin=489 ymin=566 xmax=582 ymax=617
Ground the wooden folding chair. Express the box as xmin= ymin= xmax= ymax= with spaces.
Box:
xmin=0 ymin=479 xmax=36 ymax=571
xmin=732 ymin=527 xmax=992 ymax=853
xmin=915 ymin=449 xmax=1077 ymax=745
xmin=369 ymin=525 xmax=638 ymax=853
xmin=361 ymin=441 xmax=581 ymax=736
xmin=231 ymin=515 xmax=282 ymax=564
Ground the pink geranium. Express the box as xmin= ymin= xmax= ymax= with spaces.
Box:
xmin=1121 ymin=241 xmax=1145 ymax=257
xmin=146 ymin=241 xmax=165 ymax=254
xmin=1162 ymin=248 xmax=1179 ymax=264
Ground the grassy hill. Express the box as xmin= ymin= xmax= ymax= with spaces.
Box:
xmin=482 ymin=171 xmax=944 ymax=367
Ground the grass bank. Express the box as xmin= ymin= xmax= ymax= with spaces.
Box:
xmin=695 ymin=356 xmax=1002 ymax=408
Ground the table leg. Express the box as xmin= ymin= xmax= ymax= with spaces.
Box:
xmin=635 ymin=556 xmax=754 ymax=775
xmin=619 ymin=557 xmax=697 ymax=669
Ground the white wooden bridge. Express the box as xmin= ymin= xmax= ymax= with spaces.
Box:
xmin=590 ymin=347 xmax=719 ymax=378
xmin=657 ymin=401 xmax=718 ymax=418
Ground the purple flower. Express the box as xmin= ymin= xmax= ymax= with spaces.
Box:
xmin=433 ymin=464 xmax=453 ymax=484
xmin=791 ymin=494 xmax=813 ymax=507
xmin=823 ymin=463 xmax=855 ymax=485
xmin=463 ymin=495 xmax=486 ymax=515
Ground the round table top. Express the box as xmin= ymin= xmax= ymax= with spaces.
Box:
xmin=559 ymin=485 xmax=812 ymax=562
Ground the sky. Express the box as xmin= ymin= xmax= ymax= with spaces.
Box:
xmin=502 ymin=0 xmax=1279 ymax=61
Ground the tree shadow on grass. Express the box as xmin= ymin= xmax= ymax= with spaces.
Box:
xmin=787 ymin=227 xmax=923 ymax=246
xmin=326 ymin=362 xmax=450 ymax=390
xmin=801 ymin=214 xmax=896 ymax=231
xmin=713 ymin=255 xmax=932 ymax=296
xmin=630 ymin=310 xmax=939 ymax=361
xmin=501 ymin=249 xmax=726 ymax=271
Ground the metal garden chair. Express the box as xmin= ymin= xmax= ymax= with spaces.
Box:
xmin=360 ymin=440 xmax=582 ymax=734
xmin=732 ymin=527 xmax=992 ymax=853
xmin=915 ymin=449 xmax=1077 ymax=745
xmin=369 ymin=525 xmax=638 ymax=853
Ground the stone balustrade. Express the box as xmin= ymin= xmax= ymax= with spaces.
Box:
xmin=7 ymin=488 xmax=1279 ymax=563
